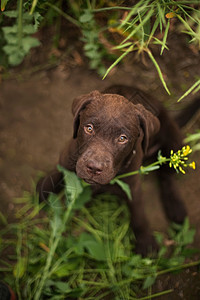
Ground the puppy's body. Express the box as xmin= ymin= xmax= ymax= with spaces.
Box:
xmin=37 ymin=85 xmax=197 ymax=255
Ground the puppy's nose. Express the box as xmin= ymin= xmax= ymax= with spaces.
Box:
xmin=86 ymin=160 xmax=103 ymax=175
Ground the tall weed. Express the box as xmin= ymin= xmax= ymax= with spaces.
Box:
xmin=0 ymin=156 xmax=199 ymax=299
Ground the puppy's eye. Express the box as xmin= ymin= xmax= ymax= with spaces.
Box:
xmin=118 ymin=135 xmax=128 ymax=144
xmin=84 ymin=124 xmax=94 ymax=134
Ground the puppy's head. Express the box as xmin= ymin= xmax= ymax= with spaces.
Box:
xmin=72 ymin=90 xmax=160 ymax=185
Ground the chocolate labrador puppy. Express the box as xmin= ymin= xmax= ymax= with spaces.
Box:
xmin=37 ymin=85 xmax=198 ymax=256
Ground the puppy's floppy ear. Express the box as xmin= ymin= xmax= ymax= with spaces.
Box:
xmin=72 ymin=90 xmax=101 ymax=138
xmin=135 ymin=104 xmax=160 ymax=153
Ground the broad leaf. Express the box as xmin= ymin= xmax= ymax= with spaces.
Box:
xmin=57 ymin=166 xmax=83 ymax=203
xmin=143 ymin=275 xmax=156 ymax=289
xmin=111 ymin=178 xmax=132 ymax=200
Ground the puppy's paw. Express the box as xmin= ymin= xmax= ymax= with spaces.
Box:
xmin=135 ymin=234 xmax=159 ymax=257
xmin=36 ymin=171 xmax=64 ymax=202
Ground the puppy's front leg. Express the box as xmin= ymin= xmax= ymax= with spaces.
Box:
xmin=158 ymin=166 xmax=187 ymax=224
xmin=36 ymin=170 xmax=64 ymax=202
xmin=126 ymin=176 xmax=158 ymax=256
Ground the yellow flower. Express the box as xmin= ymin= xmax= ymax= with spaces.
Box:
xmin=189 ymin=161 xmax=196 ymax=170
xmin=179 ymin=166 xmax=186 ymax=174
xmin=182 ymin=145 xmax=192 ymax=157
xmin=169 ymin=145 xmax=196 ymax=174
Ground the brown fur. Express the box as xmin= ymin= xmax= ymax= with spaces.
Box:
xmin=37 ymin=85 xmax=194 ymax=256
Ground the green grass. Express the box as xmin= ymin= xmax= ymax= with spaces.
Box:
xmin=1 ymin=1 xmax=200 ymax=97
xmin=0 ymin=167 xmax=199 ymax=300
xmin=99 ymin=0 xmax=200 ymax=96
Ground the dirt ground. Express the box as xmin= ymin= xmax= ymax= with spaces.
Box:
xmin=0 ymin=32 xmax=200 ymax=298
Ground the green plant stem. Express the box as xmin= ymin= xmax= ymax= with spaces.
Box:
xmin=34 ymin=196 xmax=76 ymax=300
xmin=15 ymin=226 xmax=23 ymax=300
xmin=156 ymin=259 xmax=200 ymax=277
xmin=138 ymin=289 xmax=174 ymax=300
xmin=17 ymin=0 xmax=23 ymax=48
xmin=45 ymin=2 xmax=81 ymax=28
xmin=115 ymin=259 xmax=200 ymax=290
xmin=92 ymin=6 xmax=132 ymax=12
xmin=113 ymin=158 xmax=170 ymax=180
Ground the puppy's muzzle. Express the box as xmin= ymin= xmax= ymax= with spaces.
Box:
xmin=86 ymin=159 xmax=103 ymax=175
xmin=76 ymin=149 xmax=115 ymax=185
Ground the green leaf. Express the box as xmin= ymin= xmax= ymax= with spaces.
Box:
xmin=53 ymin=262 xmax=80 ymax=277
xmin=111 ymin=178 xmax=132 ymax=200
xmin=23 ymin=24 xmax=37 ymax=34
xmin=3 ymin=10 xmax=17 ymax=17
xmin=79 ymin=10 xmax=93 ymax=23
xmin=143 ymin=275 xmax=156 ymax=289
xmin=13 ymin=257 xmax=27 ymax=278
xmin=72 ymin=232 xmax=92 ymax=255
xmin=1 ymin=0 xmax=10 ymax=12
xmin=22 ymin=36 xmax=40 ymax=53
xmin=158 ymin=246 xmax=167 ymax=258
xmin=139 ymin=165 xmax=160 ymax=174
xmin=0 ymin=211 xmax=8 ymax=225
xmin=22 ymin=12 xmax=34 ymax=22
xmin=48 ymin=194 xmax=63 ymax=236
xmin=167 ymin=256 xmax=185 ymax=267
xmin=7 ymin=51 xmax=25 ymax=66
xmin=50 ymin=215 xmax=62 ymax=239
xmin=76 ymin=232 xmax=106 ymax=261
xmin=122 ymin=264 xmax=133 ymax=276
xmin=129 ymin=255 xmax=143 ymax=266
xmin=48 ymin=193 xmax=63 ymax=211
xmin=184 ymin=132 xmax=200 ymax=143
xmin=154 ymin=231 xmax=164 ymax=245
xmin=33 ymin=12 xmax=43 ymax=30
xmin=182 ymin=229 xmax=195 ymax=245
xmin=85 ymin=240 xmax=107 ymax=261
xmin=2 ymin=25 xmax=18 ymax=34
xmin=54 ymin=281 xmax=71 ymax=293
xmin=73 ymin=186 xmax=92 ymax=209
xmin=3 ymin=33 xmax=18 ymax=44
xmin=193 ymin=143 xmax=200 ymax=152
xmin=57 ymin=166 xmax=83 ymax=203
xmin=85 ymin=49 xmax=101 ymax=59
xmin=84 ymin=43 xmax=99 ymax=51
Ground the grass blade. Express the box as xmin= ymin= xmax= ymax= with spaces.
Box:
xmin=103 ymin=45 xmax=133 ymax=79
xmin=138 ymin=289 xmax=173 ymax=300
xmin=161 ymin=20 xmax=170 ymax=55
xmin=119 ymin=0 xmax=148 ymax=29
xmin=177 ymin=79 xmax=200 ymax=102
xmin=30 ymin=0 xmax=38 ymax=14
xmin=147 ymin=17 xmax=160 ymax=45
xmin=156 ymin=1 xmax=166 ymax=30
xmin=121 ymin=7 xmax=154 ymax=45
xmin=45 ymin=2 xmax=81 ymax=28
xmin=146 ymin=49 xmax=171 ymax=95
